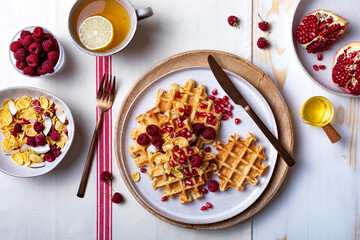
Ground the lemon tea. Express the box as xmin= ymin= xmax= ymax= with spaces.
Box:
xmin=300 ymin=96 xmax=334 ymax=127
xmin=73 ymin=0 xmax=131 ymax=53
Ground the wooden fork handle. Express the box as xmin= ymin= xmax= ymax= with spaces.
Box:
xmin=77 ymin=112 xmax=104 ymax=198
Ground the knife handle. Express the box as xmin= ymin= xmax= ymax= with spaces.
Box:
xmin=245 ymin=106 xmax=295 ymax=167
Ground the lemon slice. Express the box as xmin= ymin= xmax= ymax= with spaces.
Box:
xmin=79 ymin=16 xmax=114 ymax=50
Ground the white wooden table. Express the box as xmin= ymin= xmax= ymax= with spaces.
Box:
xmin=0 ymin=0 xmax=359 ymax=239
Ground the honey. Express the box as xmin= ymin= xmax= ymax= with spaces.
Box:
xmin=73 ymin=0 xmax=131 ymax=53
xmin=300 ymin=96 xmax=334 ymax=127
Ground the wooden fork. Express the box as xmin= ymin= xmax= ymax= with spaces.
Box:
xmin=77 ymin=74 xmax=116 ymax=198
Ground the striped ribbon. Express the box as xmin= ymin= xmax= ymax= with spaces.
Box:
xmin=96 ymin=56 xmax=113 ymax=240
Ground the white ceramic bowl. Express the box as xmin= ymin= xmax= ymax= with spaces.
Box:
xmin=0 ymin=87 xmax=74 ymax=177
xmin=9 ymin=26 xmax=65 ymax=78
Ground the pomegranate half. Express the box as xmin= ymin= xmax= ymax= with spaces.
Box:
xmin=296 ymin=10 xmax=348 ymax=53
xmin=332 ymin=42 xmax=360 ymax=95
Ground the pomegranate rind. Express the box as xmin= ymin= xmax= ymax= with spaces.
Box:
xmin=332 ymin=42 xmax=360 ymax=95
xmin=296 ymin=9 xmax=349 ymax=53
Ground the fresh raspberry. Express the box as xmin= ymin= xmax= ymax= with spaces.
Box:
xmin=47 ymin=51 xmax=59 ymax=64
xmin=190 ymin=154 xmax=203 ymax=167
xmin=257 ymin=32 xmax=271 ymax=49
xmin=35 ymin=134 xmax=46 ymax=146
xmin=112 ymin=192 xmax=123 ymax=203
xmin=53 ymin=148 xmax=61 ymax=157
xmin=51 ymin=130 xmax=60 ymax=141
xmin=41 ymin=40 xmax=53 ymax=52
xmin=23 ymin=66 xmax=37 ymax=76
xmin=227 ymin=15 xmax=239 ymax=27
xmin=33 ymin=107 xmax=43 ymax=114
xmin=39 ymin=52 xmax=46 ymax=59
xmin=42 ymin=33 xmax=54 ymax=42
xmin=34 ymin=121 xmax=45 ymax=132
xmin=192 ymin=123 xmax=205 ymax=135
xmin=150 ymin=135 xmax=164 ymax=149
xmin=207 ymin=180 xmax=219 ymax=192
xmin=136 ymin=133 xmax=150 ymax=146
xmin=258 ymin=14 xmax=269 ymax=31
xmin=16 ymin=61 xmax=26 ymax=70
xmin=27 ymin=137 xmax=36 ymax=147
xmin=41 ymin=60 xmax=54 ymax=73
xmin=33 ymin=27 xmax=44 ymax=38
xmin=100 ymin=171 xmax=112 ymax=182
xmin=20 ymin=35 xmax=33 ymax=47
xmin=10 ymin=41 xmax=22 ymax=52
xmin=37 ymin=66 xmax=47 ymax=76
xmin=45 ymin=152 xmax=55 ymax=162
xmin=53 ymin=40 xmax=60 ymax=52
xmin=29 ymin=42 xmax=41 ymax=54
xmin=50 ymin=144 xmax=57 ymax=152
xmin=20 ymin=30 xmax=31 ymax=39
xmin=14 ymin=48 xmax=26 ymax=61
xmin=146 ymin=124 xmax=159 ymax=136
xmin=13 ymin=123 xmax=22 ymax=133
xmin=202 ymin=127 xmax=216 ymax=140
xmin=33 ymin=36 xmax=42 ymax=43
xmin=26 ymin=54 xmax=40 ymax=67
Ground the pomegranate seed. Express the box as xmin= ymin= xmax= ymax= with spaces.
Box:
xmin=214 ymin=108 xmax=220 ymax=113
xmin=184 ymin=110 xmax=191 ymax=115
xmin=204 ymin=147 xmax=211 ymax=152
xmin=220 ymin=103 xmax=225 ymax=108
xmin=200 ymin=206 xmax=207 ymax=211
xmin=178 ymin=149 xmax=184 ymax=154
xmin=199 ymin=103 xmax=207 ymax=108
xmin=185 ymin=180 xmax=194 ymax=186
xmin=319 ymin=65 xmax=326 ymax=70
xmin=175 ymin=92 xmax=181 ymax=98
xmin=180 ymin=154 xmax=187 ymax=160
xmin=227 ymin=112 xmax=233 ymax=118
xmin=169 ymin=161 xmax=175 ymax=167
xmin=178 ymin=122 xmax=184 ymax=128
xmin=186 ymin=131 xmax=191 ymax=137
xmin=179 ymin=159 xmax=186 ymax=164
xmin=222 ymin=115 xmax=228 ymax=120
xmin=205 ymin=202 xmax=212 ymax=208
xmin=183 ymin=114 xmax=189 ymax=119
xmin=317 ymin=54 xmax=323 ymax=61
xmin=223 ymin=96 xmax=229 ymax=101
xmin=228 ymin=105 xmax=233 ymax=111
xmin=185 ymin=105 xmax=191 ymax=111
xmin=161 ymin=196 xmax=168 ymax=201
xmin=313 ymin=65 xmax=319 ymax=71
xmin=187 ymin=148 xmax=194 ymax=154
xmin=173 ymin=155 xmax=179 ymax=161
xmin=178 ymin=107 xmax=184 ymax=113
xmin=212 ymin=89 xmax=218 ymax=95
xmin=223 ymin=100 xmax=229 ymax=106
xmin=169 ymin=173 xmax=175 ymax=177
xmin=221 ymin=109 xmax=228 ymax=114
xmin=194 ymin=112 xmax=200 ymax=118
xmin=201 ymin=188 xmax=208 ymax=194
xmin=192 ymin=169 xmax=198 ymax=175
xmin=173 ymin=146 xmax=179 ymax=152
xmin=200 ymin=112 xmax=207 ymax=117
xmin=209 ymin=95 xmax=215 ymax=100
xmin=140 ymin=168 xmax=147 ymax=173
xmin=235 ymin=118 xmax=241 ymax=124
xmin=211 ymin=119 xmax=217 ymax=125
xmin=215 ymin=98 xmax=223 ymax=104
xmin=183 ymin=168 xmax=190 ymax=174
xmin=176 ymin=117 xmax=182 ymax=123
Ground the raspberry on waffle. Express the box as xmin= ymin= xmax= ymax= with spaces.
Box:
xmin=213 ymin=133 xmax=267 ymax=191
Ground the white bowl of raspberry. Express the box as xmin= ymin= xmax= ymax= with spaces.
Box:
xmin=9 ymin=26 xmax=65 ymax=77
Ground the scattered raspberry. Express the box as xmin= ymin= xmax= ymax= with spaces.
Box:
xmin=257 ymin=32 xmax=271 ymax=49
xmin=33 ymin=27 xmax=44 ymax=38
xmin=208 ymin=180 xmax=219 ymax=192
xmin=34 ymin=121 xmax=45 ymax=132
xmin=16 ymin=61 xmax=26 ymax=70
xmin=29 ymin=42 xmax=42 ymax=54
xmin=26 ymin=54 xmax=40 ymax=67
xmin=100 ymin=171 xmax=112 ymax=182
xmin=51 ymin=130 xmax=60 ymax=141
xmin=112 ymin=192 xmax=123 ymax=203
xmin=14 ymin=48 xmax=26 ymax=61
xmin=150 ymin=135 xmax=164 ymax=149
xmin=20 ymin=35 xmax=33 ymax=47
xmin=47 ymin=51 xmax=59 ymax=64
xmin=26 ymin=137 xmax=36 ymax=147
xmin=146 ymin=124 xmax=159 ymax=136
xmin=192 ymin=123 xmax=205 ymax=135
xmin=136 ymin=133 xmax=150 ymax=146
xmin=20 ymin=30 xmax=31 ymax=39
xmin=190 ymin=154 xmax=203 ymax=167
xmin=13 ymin=123 xmax=22 ymax=133
xmin=45 ymin=152 xmax=55 ymax=162
xmin=258 ymin=14 xmax=269 ymax=31
xmin=10 ymin=41 xmax=22 ymax=52
xmin=202 ymin=127 xmax=216 ymax=140
xmin=41 ymin=40 xmax=53 ymax=52
xmin=23 ymin=66 xmax=37 ymax=76
xmin=204 ymin=147 xmax=211 ymax=152
xmin=227 ymin=15 xmax=239 ymax=27
xmin=35 ymin=134 xmax=46 ymax=146
xmin=41 ymin=60 xmax=55 ymax=74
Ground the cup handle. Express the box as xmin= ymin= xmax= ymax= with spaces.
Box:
xmin=136 ymin=7 xmax=153 ymax=21
xmin=322 ymin=123 xmax=341 ymax=143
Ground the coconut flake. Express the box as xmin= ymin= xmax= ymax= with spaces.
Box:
xmin=30 ymin=162 xmax=45 ymax=168
xmin=146 ymin=144 xmax=157 ymax=153
xmin=20 ymin=144 xmax=31 ymax=153
xmin=5 ymin=150 xmax=17 ymax=155
xmin=43 ymin=117 xmax=52 ymax=136
xmin=56 ymin=109 xmax=66 ymax=123
xmin=8 ymin=101 xmax=17 ymax=115
xmin=31 ymin=145 xmax=50 ymax=154
xmin=29 ymin=118 xmax=36 ymax=123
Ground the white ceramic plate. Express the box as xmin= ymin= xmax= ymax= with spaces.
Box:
xmin=291 ymin=0 xmax=360 ymax=97
xmin=119 ymin=66 xmax=278 ymax=224
xmin=0 ymin=87 xmax=75 ymax=177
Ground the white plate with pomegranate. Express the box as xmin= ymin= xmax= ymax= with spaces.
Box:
xmin=119 ymin=66 xmax=278 ymax=224
xmin=292 ymin=0 xmax=360 ymax=97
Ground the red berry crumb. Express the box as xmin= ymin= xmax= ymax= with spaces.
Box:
xmin=313 ymin=65 xmax=319 ymax=71
xmin=317 ymin=54 xmax=323 ymax=61
xmin=319 ymin=65 xmax=326 ymax=70
xmin=258 ymin=14 xmax=269 ymax=31
xmin=204 ymin=147 xmax=211 ymax=152
xmin=227 ymin=15 xmax=239 ymax=27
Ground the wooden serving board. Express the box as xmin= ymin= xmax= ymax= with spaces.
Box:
xmin=114 ymin=50 xmax=293 ymax=229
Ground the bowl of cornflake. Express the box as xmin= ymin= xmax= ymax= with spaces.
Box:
xmin=0 ymin=86 xmax=74 ymax=177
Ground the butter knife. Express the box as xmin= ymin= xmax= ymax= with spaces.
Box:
xmin=208 ymin=55 xmax=295 ymax=167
